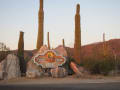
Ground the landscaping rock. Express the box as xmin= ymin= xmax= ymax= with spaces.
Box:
xmin=0 ymin=60 xmax=7 ymax=80
xmin=54 ymin=45 xmax=67 ymax=57
xmin=0 ymin=63 xmax=3 ymax=79
xmin=70 ymin=62 xmax=83 ymax=77
xmin=5 ymin=54 xmax=21 ymax=79
xmin=51 ymin=67 xmax=67 ymax=78
xmin=38 ymin=45 xmax=49 ymax=54
xmin=26 ymin=60 xmax=43 ymax=78
xmin=0 ymin=54 xmax=21 ymax=80
xmin=26 ymin=45 xmax=49 ymax=78
xmin=26 ymin=69 xmax=42 ymax=78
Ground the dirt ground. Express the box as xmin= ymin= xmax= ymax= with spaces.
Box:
xmin=0 ymin=75 xmax=120 ymax=85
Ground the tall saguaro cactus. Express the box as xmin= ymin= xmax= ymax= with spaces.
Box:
xmin=37 ymin=0 xmax=44 ymax=50
xmin=47 ymin=32 xmax=51 ymax=50
xmin=74 ymin=4 xmax=81 ymax=64
xmin=18 ymin=31 xmax=26 ymax=75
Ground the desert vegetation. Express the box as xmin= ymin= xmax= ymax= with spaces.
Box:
xmin=81 ymin=42 xmax=120 ymax=75
xmin=0 ymin=42 xmax=10 ymax=62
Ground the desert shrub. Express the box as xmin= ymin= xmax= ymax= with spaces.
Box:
xmin=99 ymin=58 xmax=115 ymax=75
xmin=82 ymin=57 xmax=115 ymax=75
xmin=82 ymin=58 xmax=101 ymax=74
xmin=0 ymin=51 xmax=9 ymax=62
xmin=117 ymin=58 xmax=120 ymax=71
xmin=0 ymin=43 xmax=10 ymax=62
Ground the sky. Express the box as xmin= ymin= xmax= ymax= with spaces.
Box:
xmin=0 ymin=0 xmax=120 ymax=50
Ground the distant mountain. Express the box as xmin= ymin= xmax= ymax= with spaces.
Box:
xmin=66 ymin=39 xmax=120 ymax=60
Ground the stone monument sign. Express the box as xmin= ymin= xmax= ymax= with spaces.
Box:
xmin=33 ymin=50 xmax=66 ymax=68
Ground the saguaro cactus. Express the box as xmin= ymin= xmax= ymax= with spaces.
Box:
xmin=18 ymin=32 xmax=24 ymax=55
xmin=62 ymin=39 xmax=65 ymax=47
xmin=47 ymin=32 xmax=51 ymax=50
xmin=36 ymin=0 xmax=44 ymax=50
xmin=103 ymin=33 xmax=107 ymax=57
xmin=74 ymin=4 xmax=81 ymax=64
xmin=18 ymin=31 xmax=26 ymax=75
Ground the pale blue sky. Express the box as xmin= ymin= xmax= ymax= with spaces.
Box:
xmin=0 ymin=0 xmax=120 ymax=50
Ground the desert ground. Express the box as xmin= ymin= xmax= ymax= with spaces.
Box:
xmin=0 ymin=76 xmax=120 ymax=90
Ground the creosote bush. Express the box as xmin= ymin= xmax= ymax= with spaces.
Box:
xmin=82 ymin=57 xmax=115 ymax=75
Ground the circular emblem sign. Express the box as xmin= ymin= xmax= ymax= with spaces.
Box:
xmin=33 ymin=50 xmax=66 ymax=68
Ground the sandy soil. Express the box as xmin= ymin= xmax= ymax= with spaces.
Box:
xmin=0 ymin=75 xmax=120 ymax=85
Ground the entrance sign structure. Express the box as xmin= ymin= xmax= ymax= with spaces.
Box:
xmin=33 ymin=50 xmax=66 ymax=68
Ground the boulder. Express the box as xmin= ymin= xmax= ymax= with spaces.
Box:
xmin=54 ymin=45 xmax=67 ymax=57
xmin=26 ymin=60 xmax=43 ymax=78
xmin=26 ymin=45 xmax=48 ymax=78
xmin=5 ymin=54 xmax=21 ymax=79
xmin=51 ymin=67 xmax=67 ymax=78
xmin=26 ymin=69 xmax=42 ymax=78
xmin=70 ymin=62 xmax=83 ymax=77
xmin=37 ymin=45 xmax=49 ymax=54
xmin=26 ymin=45 xmax=68 ymax=78
xmin=0 ymin=60 xmax=7 ymax=80
xmin=0 ymin=63 xmax=3 ymax=79
xmin=0 ymin=54 xmax=21 ymax=80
